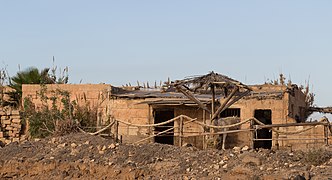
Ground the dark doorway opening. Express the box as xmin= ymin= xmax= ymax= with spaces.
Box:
xmin=254 ymin=109 xmax=272 ymax=149
xmin=154 ymin=109 xmax=174 ymax=145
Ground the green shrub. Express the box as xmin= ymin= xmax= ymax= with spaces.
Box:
xmin=23 ymin=86 xmax=98 ymax=138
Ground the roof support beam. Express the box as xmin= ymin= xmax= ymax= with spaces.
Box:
xmin=211 ymin=87 xmax=238 ymax=120
xmin=176 ymin=85 xmax=211 ymax=114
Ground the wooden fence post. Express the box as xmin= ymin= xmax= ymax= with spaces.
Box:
xmin=179 ymin=116 xmax=183 ymax=147
xmin=324 ymin=125 xmax=329 ymax=146
xmin=115 ymin=120 xmax=119 ymax=143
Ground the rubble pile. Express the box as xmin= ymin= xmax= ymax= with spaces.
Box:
xmin=0 ymin=133 xmax=332 ymax=179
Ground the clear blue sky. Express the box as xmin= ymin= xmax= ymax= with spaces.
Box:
xmin=1 ymin=1 xmax=332 ymax=107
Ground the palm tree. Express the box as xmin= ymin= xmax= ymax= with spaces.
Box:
xmin=8 ymin=67 xmax=56 ymax=107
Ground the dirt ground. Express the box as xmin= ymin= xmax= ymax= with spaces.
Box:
xmin=1 ymin=133 xmax=332 ymax=180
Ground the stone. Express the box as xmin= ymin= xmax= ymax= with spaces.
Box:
xmin=222 ymin=164 xmax=228 ymax=169
xmin=186 ymin=167 xmax=192 ymax=172
xmin=242 ymin=146 xmax=250 ymax=151
xmin=71 ymin=143 xmax=78 ymax=148
xmin=11 ymin=123 xmax=21 ymax=129
xmin=0 ymin=132 xmax=3 ymax=138
xmin=101 ymin=145 xmax=107 ymax=151
xmin=2 ymin=120 xmax=11 ymax=125
xmin=70 ymin=149 xmax=79 ymax=156
xmin=108 ymin=143 xmax=116 ymax=149
xmin=233 ymin=147 xmax=241 ymax=153
xmin=5 ymin=126 xmax=13 ymax=131
xmin=99 ymin=150 xmax=105 ymax=155
xmin=267 ymin=168 xmax=273 ymax=171
xmin=213 ymin=164 xmax=220 ymax=170
xmin=34 ymin=138 xmax=41 ymax=142
xmin=84 ymin=141 xmax=90 ymax=145
xmin=50 ymin=157 xmax=55 ymax=160
xmin=182 ymin=143 xmax=193 ymax=147
xmin=57 ymin=143 xmax=67 ymax=148
xmin=114 ymin=169 xmax=121 ymax=175
xmin=223 ymin=156 xmax=229 ymax=161
xmin=219 ymin=160 xmax=225 ymax=166
xmin=11 ymin=119 xmax=21 ymax=124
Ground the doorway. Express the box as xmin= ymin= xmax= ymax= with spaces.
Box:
xmin=254 ymin=109 xmax=272 ymax=149
xmin=154 ymin=109 xmax=174 ymax=145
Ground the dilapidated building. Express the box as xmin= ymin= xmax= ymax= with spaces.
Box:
xmin=21 ymin=72 xmax=331 ymax=150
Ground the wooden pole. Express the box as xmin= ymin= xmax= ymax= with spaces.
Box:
xmin=115 ymin=120 xmax=119 ymax=143
xmin=211 ymin=87 xmax=238 ymax=120
xmin=211 ymin=84 xmax=216 ymax=123
xmin=276 ymin=128 xmax=280 ymax=150
xmin=211 ymin=84 xmax=217 ymax=148
xmin=203 ymin=109 xmax=206 ymax=149
xmin=179 ymin=116 xmax=183 ymax=146
xmin=148 ymin=105 xmax=153 ymax=143
xmin=177 ymin=86 xmax=211 ymax=113
xmin=324 ymin=125 xmax=328 ymax=146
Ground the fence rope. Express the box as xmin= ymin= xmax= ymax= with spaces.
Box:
xmin=265 ymin=117 xmax=328 ymax=135
xmin=134 ymin=117 xmax=197 ymax=144
xmin=114 ymin=114 xmax=330 ymax=136
xmin=193 ymin=117 xmax=252 ymax=129
xmin=115 ymin=115 xmax=185 ymax=127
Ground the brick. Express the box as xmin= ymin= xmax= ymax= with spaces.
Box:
xmin=12 ymin=124 xmax=21 ymax=129
xmin=11 ymin=110 xmax=20 ymax=115
xmin=11 ymin=115 xmax=21 ymax=119
xmin=5 ymin=126 xmax=13 ymax=131
xmin=0 ymin=132 xmax=3 ymax=138
xmin=1 ymin=116 xmax=8 ymax=120
xmin=11 ymin=119 xmax=21 ymax=124
xmin=12 ymin=138 xmax=19 ymax=142
xmin=5 ymin=139 xmax=12 ymax=144
xmin=2 ymin=120 xmax=11 ymax=125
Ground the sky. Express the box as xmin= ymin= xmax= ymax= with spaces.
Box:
xmin=1 ymin=1 xmax=332 ymax=108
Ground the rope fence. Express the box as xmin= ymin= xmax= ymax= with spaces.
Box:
xmin=84 ymin=114 xmax=331 ymax=147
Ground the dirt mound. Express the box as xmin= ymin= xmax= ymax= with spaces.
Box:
xmin=1 ymin=133 xmax=332 ymax=179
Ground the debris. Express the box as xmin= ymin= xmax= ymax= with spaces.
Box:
xmin=0 ymin=133 xmax=332 ymax=179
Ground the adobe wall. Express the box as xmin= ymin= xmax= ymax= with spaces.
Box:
xmin=22 ymin=84 xmax=111 ymax=108
xmin=287 ymin=87 xmax=308 ymax=122
xmin=106 ymin=98 xmax=150 ymax=143
xmin=272 ymin=125 xmax=331 ymax=150
xmin=173 ymin=106 xmax=205 ymax=149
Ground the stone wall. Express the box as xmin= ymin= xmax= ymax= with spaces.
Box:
xmin=0 ymin=108 xmax=23 ymax=145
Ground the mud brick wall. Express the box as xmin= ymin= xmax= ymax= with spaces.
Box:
xmin=0 ymin=109 xmax=22 ymax=144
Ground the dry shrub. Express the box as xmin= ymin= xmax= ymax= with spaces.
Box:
xmin=304 ymin=148 xmax=332 ymax=166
